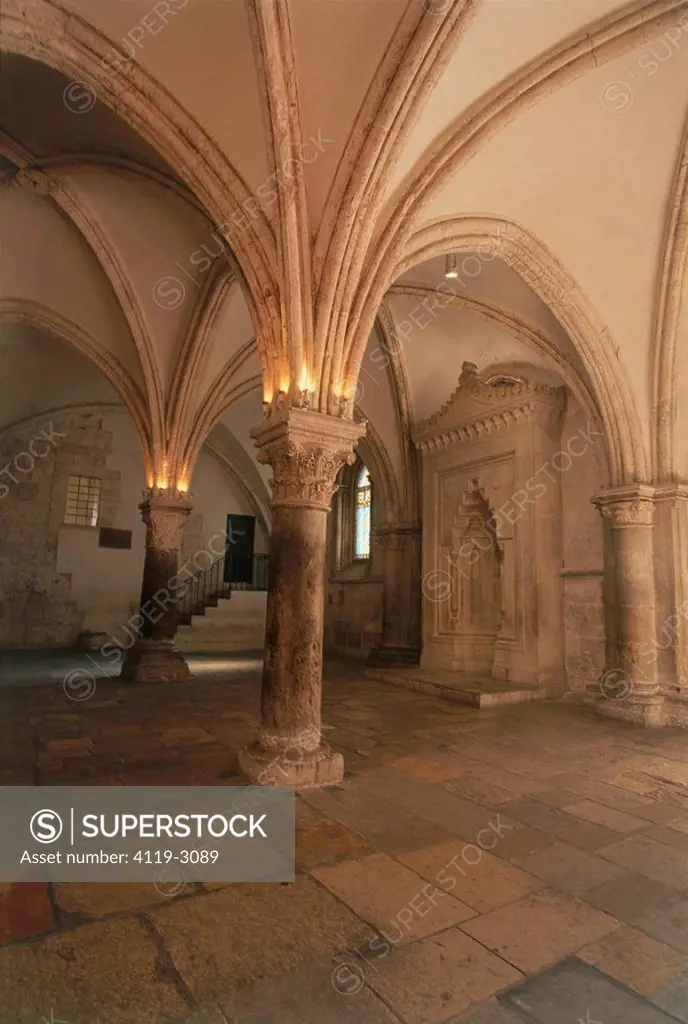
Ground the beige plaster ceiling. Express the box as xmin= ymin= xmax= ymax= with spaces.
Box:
xmin=2 ymin=0 xmax=687 ymax=489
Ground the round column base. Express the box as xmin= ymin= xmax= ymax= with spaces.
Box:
xmin=120 ymin=640 xmax=191 ymax=684
xmin=238 ymin=742 xmax=344 ymax=789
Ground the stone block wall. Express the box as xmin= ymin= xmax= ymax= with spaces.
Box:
xmin=325 ymin=579 xmax=384 ymax=658
xmin=562 ymin=573 xmax=605 ymax=692
xmin=560 ymin=401 xmax=606 ymax=691
xmin=0 ymin=406 xmax=270 ymax=650
xmin=0 ymin=410 xmax=124 ymax=648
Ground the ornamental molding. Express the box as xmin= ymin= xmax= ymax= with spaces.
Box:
xmin=593 ymin=485 xmax=656 ymax=527
xmin=0 ymin=169 xmax=54 ymax=196
xmin=652 ymin=484 xmax=688 ymax=505
xmin=414 ymin=362 xmax=566 ymax=452
xmin=251 ymin=408 xmax=366 ymax=510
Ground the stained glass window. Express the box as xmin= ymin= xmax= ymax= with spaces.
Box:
xmin=354 ymin=465 xmax=371 ymax=560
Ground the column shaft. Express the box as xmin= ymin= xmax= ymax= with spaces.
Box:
xmin=120 ymin=488 xmax=193 ymax=684
xmin=260 ymin=504 xmax=328 ymax=751
xmin=594 ymin=486 xmax=662 ymax=724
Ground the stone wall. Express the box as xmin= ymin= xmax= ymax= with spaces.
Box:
xmin=0 ymin=409 xmax=129 ymax=648
xmin=324 ymin=461 xmax=385 ymax=660
xmin=0 ymin=406 xmax=269 ymax=649
xmin=325 ymin=578 xmax=384 ymax=658
xmin=560 ymin=401 xmax=606 ymax=691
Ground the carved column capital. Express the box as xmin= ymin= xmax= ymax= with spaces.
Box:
xmin=593 ymin=485 xmax=656 ymax=527
xmin=251 ymin=409 xmax=366 ymax=511
xmin=139 ymin=488 xmax=194 ymax=550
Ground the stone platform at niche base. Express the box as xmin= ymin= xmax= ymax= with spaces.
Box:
xmin=365 ymin=665 xmax=552 ymax=708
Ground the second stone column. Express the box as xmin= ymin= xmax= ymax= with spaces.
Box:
xmin=594 ymin=485 xmax=663 ymax=724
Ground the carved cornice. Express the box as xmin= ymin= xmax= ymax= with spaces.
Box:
xmin=140 ymin=488 xmax=194 ymax=551
xmin=251 ymin=409 xmax=366 ymax=511
xmin=593 ymin=485 xmax=656 ymax=527
xmin=414 ymin=362 xmax=566 ymax=452
xmin=652 ymin=484 xmax=688 ymax=505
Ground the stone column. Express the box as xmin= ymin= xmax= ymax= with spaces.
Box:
xmin=594 ymin=485 xmax=663 ymax=725
xmin=653 ymin=486 xmax=688 ymax=698
xmin=367 ymin=524 xmax=422 ymax=667
xmin=120 ymin=487 xmax=193 ymax=683
xmin=238 ymin=407 xmax=364 ymax=787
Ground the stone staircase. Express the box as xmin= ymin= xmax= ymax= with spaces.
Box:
xmin=177 ymin=589 xmax=267 ymax=653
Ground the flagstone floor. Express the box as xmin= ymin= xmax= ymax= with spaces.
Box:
xmin=1 ymin=656 xmax=688 ymax=1023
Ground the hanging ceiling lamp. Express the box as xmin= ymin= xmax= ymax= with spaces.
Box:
xmin=444 ymin=253 xmax=458 ymax=279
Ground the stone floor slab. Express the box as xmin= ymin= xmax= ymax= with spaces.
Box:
xmin=497 ymin=798 xmax=580 ymax=834
xmin=529 ymin=787 xmax=582 ymax=808
xmin=512 ymin=840 xmax=625 ymax=896
xmin=0 ymin=881 xmax=55 ymax=945
xmin=600 ymin=835 xmax=688 ymax=889
xmin=665 ymin=816 xmax=688 ymax=833
xmin=632 ymin=895 xmax=688 ymax=954
xmin=486 ymin=826 xmax=556 ymax=862
xmin=642 ymin=823 xmax=688 ymax=850
xmin=562 ymin=799 xmax=650 ymax=833
xmin=554 ymin=820 xmax=621 ymax=850
xmin=461 ymin=889 xmax=619 ymax=973
xmin=150 ymin=875 xmax=376 ymax=999
xmin=366 ymin=926 xmax=523 ymax=1024
xmin=170 ymin=1003 xmax=229 ymax=1024
xmin=454 ymin=766 xmax=546 ymax=798
xmin=398 ymin=840 xmax=542 ymax=913
xmin=578 ymin=924 xmax=687 ymax=994
xmin=365 ymin=775 xmax=521 ymax=843
xmin=451 ymin=1004 xmax=533 ymax=1024
xmin=295 ymin=814 xmax=374 ymax=870
xmin=301 ymin=783 xmax=457 ymax=856
xmin=649 ymin=970 xmax=688 ymax=1022
xmin=623 ymin=801 xmax=686 ymax=824
xmin=314 ymin=852 xmax=477 ymax=945
xmin=443 ymin=776 xmax=515 ymax=807
xmin=583 ymin=873 xmax=678 ymax=922
xmin=388 ymin=755 xmax=464 ymax=783
xmin=54 ymin=882 xmax=181 ymax=919
xmin=0 ymin=915 xmax=188 ymax=1023
xmin=502 ymin=957 xmax=679 ymax=1024
xmin=218 ymin=955 xmax=401 ymax=1022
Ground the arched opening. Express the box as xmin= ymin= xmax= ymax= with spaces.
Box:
xmin=354 ymin=464 xmax=373 ymax=561
xmin=354 ymin=240 xmax=614 ymax=695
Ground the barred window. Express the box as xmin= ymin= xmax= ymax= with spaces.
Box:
xmin=64 ymin=475 xmax=101 ymax=527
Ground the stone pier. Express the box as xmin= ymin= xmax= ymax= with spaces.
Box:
xmin=120 ymin=487 xmax=193 ymax=684
xmin=238 ymin=406 xmax=364 ymax=787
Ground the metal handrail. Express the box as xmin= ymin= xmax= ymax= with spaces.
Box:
xmin=176 ymin=551 xmax=269 ymax=626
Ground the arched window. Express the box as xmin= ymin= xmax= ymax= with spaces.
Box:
xmin=353 ymin=464 xmax=372 ymax=560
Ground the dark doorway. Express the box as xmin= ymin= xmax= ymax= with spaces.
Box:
xmin=224 ymin=514 xmax=255 ymax=585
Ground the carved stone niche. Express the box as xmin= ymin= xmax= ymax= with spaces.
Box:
xmin=440 ymin=480 xmax=503 ymax=673
xmin=415 ymin=363 xmax=567 ymax=691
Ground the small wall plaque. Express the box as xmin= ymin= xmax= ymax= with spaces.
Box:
xmin=99 ymin=527 xmax=132 ymax=550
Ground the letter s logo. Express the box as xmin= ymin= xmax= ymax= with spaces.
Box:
xmin=30 ymin=809 xmax=63 ymax=844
